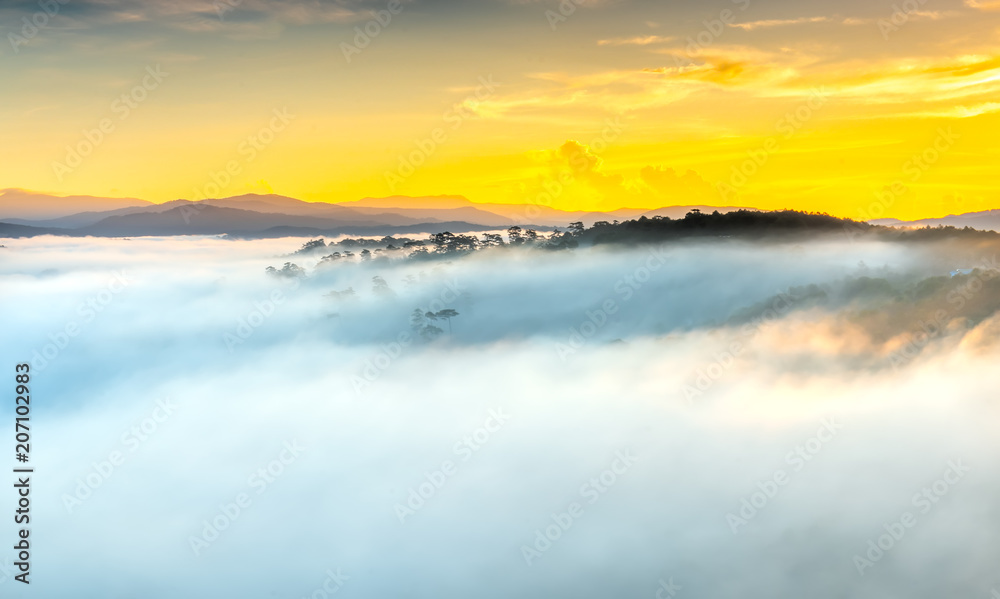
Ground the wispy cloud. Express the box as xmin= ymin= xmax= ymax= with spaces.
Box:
xmin=904 ymin=10 xmax=954 ymax=20
xmin=0 ymin=0 xmax=386 ymax=32
xmin=900 ymin=101 xmax=1000 ymax=118
xmin=771 ymin=53 xmax=1000 ymax=120
xmin=729 ymin=13 xmax=953 ymax=30
xmin=729 ymin=16 xmax=831 ymax=31
xmin=965 ymin=0 xmax=1000 ymax=11
xmin=598 ymin=35 xmax=674 ymax=46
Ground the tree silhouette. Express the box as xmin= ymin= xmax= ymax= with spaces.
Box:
xmin=324 ymin=287 xmax=356 ymax=300
xmin=437 ymin=308 xmax=459 ymax=334
xmin=425 ymin=308 xmax=459 ymax=334
xmin=507 ymin=226 xmax=524 ymax=245
xmin=265 ymin=262 xmax=306 ymax=278
xmin=481 ymin=233 xmax=504 ymax=247
xmin=296 ymin=239 xmax=327 ymax=254
xmin=372 ymin=276 xmax=395 ymax=297
xmin=411 ymin=308 xmax=443 ymax=341
xmin=431 ymin=231 xmax=456 ymax=251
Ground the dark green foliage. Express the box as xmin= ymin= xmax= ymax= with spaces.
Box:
xmin=295 ymin=238 xmax=327 ymax=254
xmin=425 ymin=308 xmax=459 ymax=334
xmin=265 ymin=262 xmax=306 ymax=278
xmin=578 ymin=210 xmax=870 ymax=245
xmin=411 ymin=308 xmax=444 ymax=341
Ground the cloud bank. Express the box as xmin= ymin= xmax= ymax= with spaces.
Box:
xmin=0 ymin=233 xmax=999 ymax=597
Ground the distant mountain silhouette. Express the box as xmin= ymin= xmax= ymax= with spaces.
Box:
xmin=0 ymin=204 xmax=515 ymax=239
xmin=2 ymin=205 xmax=171 ymax=229
xmin=340 ymin=196 xmax=752 ymax=227
xmin=872 ymin=209 xmax=1000 ymax=232
xmin=195 ymin=195 xmax=517 ymax=227
xmin=223 ymin=221 xmax=510 ymax=240
xmin=79 ymin=205 xmax=414 ymax=236
xmin=0 ymin=222 xmax=62 ymax=238
xmin=0 ymin=190 xmax=762 ymax=238
xmin=0 ymin=189 xmax=151 ymax=220
xmin=5 ymin=202 xmax=998 ymax=243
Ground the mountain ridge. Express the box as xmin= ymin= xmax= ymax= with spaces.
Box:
xmin=0 ymin=190 xmax=768 ymax=238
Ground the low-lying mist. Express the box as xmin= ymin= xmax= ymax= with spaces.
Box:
xmin=1 ymin=232 xmax=998 ymax=598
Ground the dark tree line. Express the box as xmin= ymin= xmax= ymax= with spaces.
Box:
xmin=273 ymin=210 xmax=1000 ymax=276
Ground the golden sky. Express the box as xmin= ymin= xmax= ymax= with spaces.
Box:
xmin=2 ymin=0 xmax=999 ymax=219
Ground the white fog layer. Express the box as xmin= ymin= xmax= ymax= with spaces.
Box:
xmin=0 ymin=235 xmax=998 ymax=598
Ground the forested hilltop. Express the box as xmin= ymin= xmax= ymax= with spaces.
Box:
xmin=270 ymin=210 xmax=999 ymax=273
xmin=260 ymin=207 xmax=1000 ymax=356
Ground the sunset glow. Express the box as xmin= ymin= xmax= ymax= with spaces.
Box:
xmin=2 ymin=0 xmax=998 ymax=219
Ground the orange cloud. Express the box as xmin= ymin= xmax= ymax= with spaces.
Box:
xmin=965 ymin=0 xmax=1000 ymax=10
xmin=598 ymin=35 xmax=674 ymax=46
xmin=729 ymin=16 xmax=830 ymax=30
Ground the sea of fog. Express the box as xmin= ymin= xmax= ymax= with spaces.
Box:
xmin=0 ymin=234 xmax=998 ymax=598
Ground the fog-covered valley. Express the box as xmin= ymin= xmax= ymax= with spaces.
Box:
xmin=1 ymin=231 xmax=999 ymax=598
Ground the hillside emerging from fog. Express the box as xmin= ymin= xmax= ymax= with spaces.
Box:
xmin=257 ymin=209 xmax=1000 ymax=371
xmin=276 ymin=210 xmax=1000 ymax=263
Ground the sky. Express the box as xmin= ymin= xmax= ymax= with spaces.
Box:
xmin=2 ymin=0 xmax=1000 ymax=219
